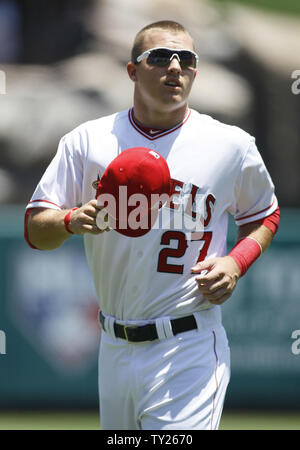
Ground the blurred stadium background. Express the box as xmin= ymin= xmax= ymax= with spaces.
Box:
xmin=0 ymin=0 xmax=300 ymax=430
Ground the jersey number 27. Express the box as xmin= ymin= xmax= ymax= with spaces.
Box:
xmin=157 ymin=231 xmax=212 ymax=274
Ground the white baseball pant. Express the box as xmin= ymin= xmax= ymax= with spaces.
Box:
xmin=98 ymin=308 xmax=230 ymax=430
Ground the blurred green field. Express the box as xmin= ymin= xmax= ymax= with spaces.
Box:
xmin=214 ymin=0 xmax=300 ymax=16
xmin=0 ymin=410 xmax=299 ymax=430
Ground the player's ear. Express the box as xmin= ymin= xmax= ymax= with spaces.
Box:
xmin=127 ymin=62 xmax=137 ymax=82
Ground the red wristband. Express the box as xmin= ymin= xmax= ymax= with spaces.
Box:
xmin=228 ymin=237 xmax=262 ymax=277
xmin=64 ymin=207 xmax=78 ymax=234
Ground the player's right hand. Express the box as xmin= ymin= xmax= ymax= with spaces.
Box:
xmin=191 ymin=256 xmax=241 ymax=305
xmin=67 ymin=199 xmax=110 ymax=235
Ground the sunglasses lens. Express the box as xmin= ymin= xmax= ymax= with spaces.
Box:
xmin=147 ymin=49 xmax=196 ymax=68
xmin=178 ymin=51 xmax=196 ymax=68
xmin=147 ymin=49 xmax=172 ymax=66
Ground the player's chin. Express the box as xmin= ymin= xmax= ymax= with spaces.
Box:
xmin=160 ymin=88 xmax=185 ymax=103
xmin=165 ymin=93 xmax=185 ymax=104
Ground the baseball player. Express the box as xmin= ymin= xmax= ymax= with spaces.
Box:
xmin=25 ymin=20 xmax=280 ymax=430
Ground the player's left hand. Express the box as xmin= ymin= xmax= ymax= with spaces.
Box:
xmin=191 ymin=256 xmax=241 ymax=305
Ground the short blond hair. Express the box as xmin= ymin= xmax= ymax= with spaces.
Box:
xmin=131 ymin=20 xmax=193 ymax=63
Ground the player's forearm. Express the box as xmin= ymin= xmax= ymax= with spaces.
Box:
xmin=27 ymin=208 xmax=71 ymax=250
xmin=226 ymin=222 xmax=274 ymax=278
xmin=26 ymin=200 xmax=107 ymax=250
xmin=236 ymin=222 xmax=274 ymax=253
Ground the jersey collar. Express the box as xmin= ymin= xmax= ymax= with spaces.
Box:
xmin=128 ymin=108 xmax=191 ymax=141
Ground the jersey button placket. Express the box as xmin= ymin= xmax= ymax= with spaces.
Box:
xmin=124 ymin=242 xmax=142 ymax=304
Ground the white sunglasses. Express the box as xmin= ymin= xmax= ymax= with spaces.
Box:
xmin=135 ymin=47 xmax=199 ymax=69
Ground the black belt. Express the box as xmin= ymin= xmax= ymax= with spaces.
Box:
xmin=99 ymin=311 xmax=197 ymax=343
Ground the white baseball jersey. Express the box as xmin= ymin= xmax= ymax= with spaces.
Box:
xmin=26 ymin=108 xmax=278 ymax=321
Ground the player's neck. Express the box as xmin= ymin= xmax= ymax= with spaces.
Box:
xmin=132 ymin=101 xmax=189 ymax=130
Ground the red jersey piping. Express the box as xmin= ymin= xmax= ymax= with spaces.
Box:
xmin=27 ymin=199 xmax=62 ymax=209
xmin=128 ymin=108 xmax=191 ymax=140
xmin=235 ymin=201 xmax=275 ymax=222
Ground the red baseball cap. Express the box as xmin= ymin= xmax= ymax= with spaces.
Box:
xmin=96 ymin=147 xmax=171 ymax=237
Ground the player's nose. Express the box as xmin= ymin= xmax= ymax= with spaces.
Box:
xmin=167 ymin=56 xmax=181 ymax=73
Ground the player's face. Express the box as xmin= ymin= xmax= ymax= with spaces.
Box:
xmin=128 ymin=29 xmax=197 ymax=116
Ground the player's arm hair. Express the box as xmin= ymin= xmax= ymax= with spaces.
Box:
xmin=26 ymin=208 xmax=72 ymax=251
xmin=229 ymin=207 xmax=280 ymax=276
xmin=236 ymin=206 xmax=280 ymax=251
xmin=236 ymin=222 xmax=273 ymax=251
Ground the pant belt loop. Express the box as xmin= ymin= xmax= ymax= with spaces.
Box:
xmin=192 ymin=312 xmax=202 ymax=332
xmin=162 ymin=317 xmax=174 ymax=339
xmin=155 ymin=317 xmax=168 ymax=340
xmin=98 ymin=310 xmax=103 ymax=328
xmin=105 ymin=315 xmax=116 ymax=339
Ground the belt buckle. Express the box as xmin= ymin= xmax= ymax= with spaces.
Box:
xmin=123 ymin=324 xmax=138 ymax=342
